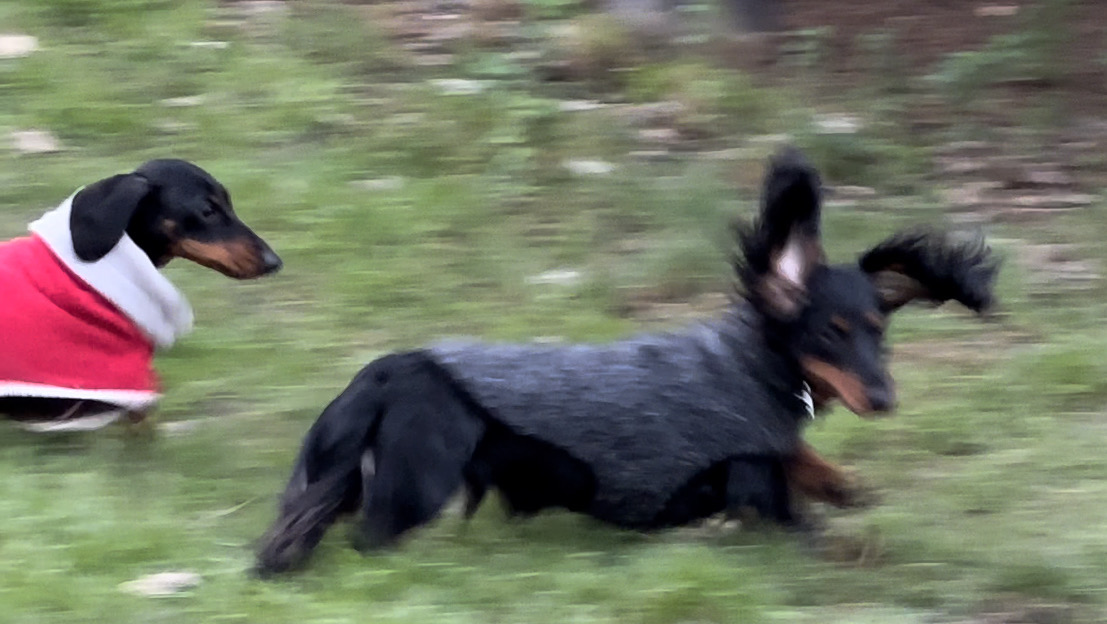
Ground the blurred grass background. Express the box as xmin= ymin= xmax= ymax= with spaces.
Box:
xmin=2 ymin=0 xmax=1107 ymax=622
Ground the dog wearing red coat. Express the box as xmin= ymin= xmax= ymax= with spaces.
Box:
xmin=0 ymin=159 xmax=281 ymax=431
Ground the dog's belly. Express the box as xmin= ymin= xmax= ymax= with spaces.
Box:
xmin=0 ymin=397 xmax=129 ymax=431
xmin=465 ymin=418 xmax=793 ymax=529
xmin=467 ymin=420 xmax=597 ymax=517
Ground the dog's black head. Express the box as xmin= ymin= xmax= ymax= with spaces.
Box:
xmin=736 ymin=148 xmax=999 ymax=417
xmin=69 ymin=159 xmax=282 ymax=278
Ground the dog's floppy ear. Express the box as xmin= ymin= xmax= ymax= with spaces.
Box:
xmin=735 ymin=147 xmax=825 ymax=320
xmin=70 ymin=173 xmax=151 ymax=262
xmin=859 ymin=228 xmax=999 ymax=314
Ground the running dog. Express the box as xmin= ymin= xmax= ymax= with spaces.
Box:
xmin=257 ymin=148 xmax=998 ymax=574
xmin=0 ymin=159 xmax=281 ymax=430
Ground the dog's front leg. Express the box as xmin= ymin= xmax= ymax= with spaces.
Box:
xmin=785 ymin=442 xmax=874 ymax=509
xmin=125 ymin=410 xmax=147 ymax=423
xmin=122 ymin=409 xmax=158 ymax=438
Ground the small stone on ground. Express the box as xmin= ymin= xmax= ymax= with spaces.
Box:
xmin=119 ymin=572 xmax=202 ymax=597
xmin=526 ymin=268 xmax=582 ymax=286
xmin=11 ymin=130 xmax=61 ymax=154
xmin=430 ymin=79 xmax=486 ymax=95
xmin=563 ymin=159 xmax=614 ymax=176
xmin=0 ymin=34 xmax=38 ymax=58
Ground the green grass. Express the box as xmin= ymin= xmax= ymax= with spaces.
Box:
xmin=1 ymin=1 xmax=1106 ymax=622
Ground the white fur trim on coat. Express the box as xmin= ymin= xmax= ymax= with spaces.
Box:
xmin=29 ymin=193 xmax=194 ymax=348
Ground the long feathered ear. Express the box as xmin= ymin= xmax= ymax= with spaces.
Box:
xmin=70 ymin=173 xmax=151 ymax=262
xmin=735 ymin=147 xmax=826 ymax=320
xmin=858 ymin=228 xmax=999 ymax=314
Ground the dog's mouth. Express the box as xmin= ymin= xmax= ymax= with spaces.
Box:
xmin=170 ymin=238 xmax=282 ymax=279
xmin=800 ymin=357 xmax=895 ymax=418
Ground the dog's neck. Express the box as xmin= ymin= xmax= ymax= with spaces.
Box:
xmin=718 ymin=304 xmax=815 ymax=421
xmin=124 ymin=207 xmax=172 ymax=266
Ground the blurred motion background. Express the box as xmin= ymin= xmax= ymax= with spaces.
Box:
xmin=2 ymin=0 xmax=1107 ymax=622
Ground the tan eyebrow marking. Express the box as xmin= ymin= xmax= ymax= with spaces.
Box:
xmin=830 ymin=315 xmax=851 ymax=333
xmin=865 ymin=311 xmax=885 ymax=331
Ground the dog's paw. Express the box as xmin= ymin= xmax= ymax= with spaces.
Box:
xmin=350 ymin=520 xmax=401 ymax=554
xmin=349 ymin=526 xmax=377 ymax=554
xmin=812 ymin=528 xmax=886 ymax=567
xmin=820 ymin=473 xmax=880 ymax=510
xmin=786 ymin=514 xmax=885 ymax=567
xmin=123 ymin=412 xmax=159 ymax=439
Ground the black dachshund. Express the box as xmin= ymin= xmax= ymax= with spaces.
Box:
xmin=256 ymin=148 xmax=998 ymax=574
xmin=0 ymin=159 xmax=281 ymax=430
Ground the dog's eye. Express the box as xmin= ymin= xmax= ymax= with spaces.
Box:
xmin=201 ymin=206 xmax=218 ymax=219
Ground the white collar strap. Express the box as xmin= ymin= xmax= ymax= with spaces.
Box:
xmin=799 ymin=382 xmax=815 ymax=419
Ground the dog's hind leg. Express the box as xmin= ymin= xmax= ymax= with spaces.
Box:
xmin=255 ymin=357 xmax=396 ymax=576
xmin=461 ymin=462 xmax=490 ymax=519
xmin=355 ymin=359 xmax=485 ymax=550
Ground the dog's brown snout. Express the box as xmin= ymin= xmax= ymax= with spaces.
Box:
xmin=172 ymin=237 xmax=282 ymax=279
xmin=800 ymin=357 xmax=899 ymax=418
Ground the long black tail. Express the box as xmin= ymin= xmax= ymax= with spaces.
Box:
xmin=255 ymin=359 xmax=390 ymax=576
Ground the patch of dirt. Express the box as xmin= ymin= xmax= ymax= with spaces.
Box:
xmin=935 ymin=137 xmax=1107 ymax=213
xmin=355 ymin=0 xmax=526 ymax=66
xmin=1014 ymin=242 xmax=1101 ymax=292
xmin=780 ymin=1 xmax=1107 ymax=86
xmin=779 ymin=0 xmax=1024 ymax=71
xmin=958 ymin=596 xmax=1089 ymax=624
xmin=746 ymin=2 xmax=1107 ymax=172
xmin=619 ymin=291 xmax=731 ymax=324
xmin=211 ymin=0 xmax=289 ymax=36
xmin=893 ymin=328 xmax=1034 ymax=369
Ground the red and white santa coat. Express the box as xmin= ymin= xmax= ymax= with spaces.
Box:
xmin=0 ymin=193 xmax=193 ymax=411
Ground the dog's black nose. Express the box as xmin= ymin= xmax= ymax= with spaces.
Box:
xmin=866 ymin=386 xmax=896 ymax=413
xmin=261 ymin=249 xmax=283 ymax=274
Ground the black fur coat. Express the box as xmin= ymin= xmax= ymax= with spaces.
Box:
xmin=428 ymin=304 xmax=811 ymax=527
